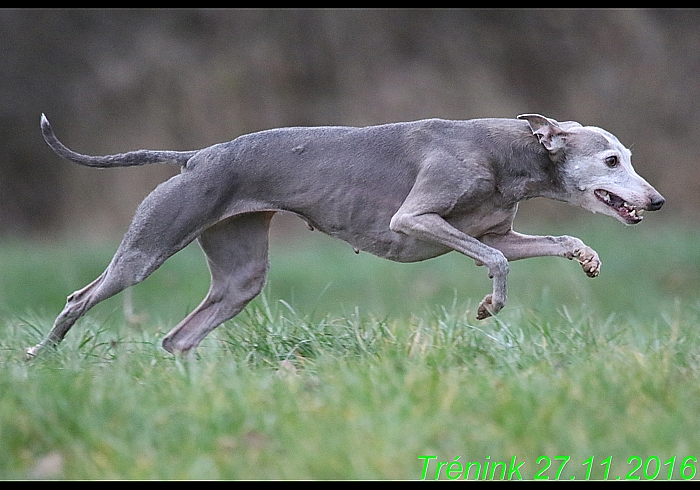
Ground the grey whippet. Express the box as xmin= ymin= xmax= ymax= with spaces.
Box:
xmin=26 ymin=114 xmax=664 ymax=358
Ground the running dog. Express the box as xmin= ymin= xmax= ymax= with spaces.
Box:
xmin=26 ymin=114 xmax=664 ymax=357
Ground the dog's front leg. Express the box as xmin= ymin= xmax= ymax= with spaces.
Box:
xmin=480 ymin=231 xmax=601 ymax=277
xmin=390 ymin=212 xmax=509 ymax=319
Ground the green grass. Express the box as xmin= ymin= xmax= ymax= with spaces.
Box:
xmin=1 ymin=219 xmax=699 ymax=479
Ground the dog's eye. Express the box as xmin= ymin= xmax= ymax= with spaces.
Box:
xmin=605 ymin=155 xmax=619 ymax=168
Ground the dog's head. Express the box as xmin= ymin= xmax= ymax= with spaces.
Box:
xmin=518 ymin=114 xmax=665 ymax=225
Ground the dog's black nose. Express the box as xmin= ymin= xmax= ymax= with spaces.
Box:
xmin=648 ymin=194 xmax=665 ymax=211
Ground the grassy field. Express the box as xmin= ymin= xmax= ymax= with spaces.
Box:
xmin=1 ymin=218 xmax=699 ymax=479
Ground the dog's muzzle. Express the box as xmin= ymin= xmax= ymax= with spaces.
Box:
xmin=594 ymin=189 xmax=665 ymax=224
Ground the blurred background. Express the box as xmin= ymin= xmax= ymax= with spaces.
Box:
xmin=0 ymin=9 xmax=697 ymax=241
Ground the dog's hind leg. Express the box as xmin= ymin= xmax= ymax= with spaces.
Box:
xmin=26 ymin=172 xmax=223 ymax=359
xmin=161 ymin=212 xmax=274 ymax=356
xmin=25 ymin=267 xmax=147 ymax=360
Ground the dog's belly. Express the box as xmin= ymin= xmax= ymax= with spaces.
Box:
xmin=292 ymin=203 xmax=514 ymax=264
xmin=219 ymin=186 xmax=515 ymax=264
xmin=287 ymin=203 xmax=450 ymax=263
xmin=325 ymin=223 xmax=454 ymax=263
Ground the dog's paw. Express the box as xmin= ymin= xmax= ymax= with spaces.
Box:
xmin=477 ymin=294 xmax=494 ymax=320
xmin=571 ymin=247 xmax=601 ymax=278
xmin=25 ymin=344 xmax=40 ymax=361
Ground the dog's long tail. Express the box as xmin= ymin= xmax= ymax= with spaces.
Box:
xmin=40 ymin=114 xmax=198 ymax=168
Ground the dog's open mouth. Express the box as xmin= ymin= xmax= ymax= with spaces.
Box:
xmin=595 ymin=189 xmax=643 ymax=224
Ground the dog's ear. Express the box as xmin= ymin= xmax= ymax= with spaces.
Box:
xmin=517 ymin=114 xmax=567 ymax=154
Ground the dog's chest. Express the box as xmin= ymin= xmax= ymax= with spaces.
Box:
xmin=447 ymin=204 xmax=517 ymax=238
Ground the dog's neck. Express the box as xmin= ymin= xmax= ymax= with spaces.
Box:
xmin=489 ymin=129 xmax=568 ymax=205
